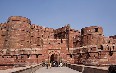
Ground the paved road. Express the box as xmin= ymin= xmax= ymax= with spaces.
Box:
xmin=34 ymin=67 xmax=82 ymax=73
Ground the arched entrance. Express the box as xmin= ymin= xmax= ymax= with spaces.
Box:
xmin=50 ymin=54 xmax=58 ymax=63
xmin=50 ymin=54 xmax=59 ymax=67
xmin=48 ymin=50 xmax=60 ymax=67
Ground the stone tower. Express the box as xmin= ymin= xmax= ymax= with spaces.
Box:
xmin=81 ymin=26 xmax=104 ymax=46
xmin=5 ymin=16 xmax=31 ymax=54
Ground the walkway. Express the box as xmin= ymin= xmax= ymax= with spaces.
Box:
xmin=34 ymin=67 xmax=82 ymax=73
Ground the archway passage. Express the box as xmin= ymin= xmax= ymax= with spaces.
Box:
xmin=50 ymin=54 xmax=58 ymax=67
xmin=50 ymin=54 xmax=58 ymax=62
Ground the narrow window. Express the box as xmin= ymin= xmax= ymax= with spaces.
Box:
xmin=21 ymin=40 xmax=24 ymax=41
xmin=27 ymin=55 xmax=30 ymax=58
xmin=37 ymin=37 xmax=40 ymax=38
xmin=95 ymin=28 xmax=98 ymax=32
xmin=113 ymin=46 xmax=114 ymax=50
xmin=91 ymin=48 xmax=92 ymax=50
xmin=37 ymin=44 xmax=40 ymax=46
xmin=31 ymin=28 xmax=34 ymax=29
xmin=12 ymin=20 xmax=20 ymax=21
xmin=36 ymin=55 xmax=38 ymax=58
xmin=109 ymin=51 xmax=113 ymax=56
xmin=61 ymin=39 xmax=63 ymax=43
xmin=58 ymin=43 xmax=60 ymax=44
xmin=16 ymin=56 xmax=18 ymax=59
xmin=22 ymin=30 xmax=24 ymax=31
xmin=70 ymin=54 xmax=73 ymax=58
xmin=1 ymin=34 xmax=5 ymax=36
xmin=21 ymin=56 xmax=23 ymax=59
xmin=101 ymin=45 xmax=103 ymax=50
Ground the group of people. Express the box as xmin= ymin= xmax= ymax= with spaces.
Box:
xmin=42 ymin=61 xmax=64 ymax=69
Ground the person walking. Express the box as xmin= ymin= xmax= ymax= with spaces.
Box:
xmin=49 ymin=62 xmax=52 ymax=68
xmin=60 ymin=62 xmax=63 ymax=67
xmin=46 ymin=63 xmax=48 ymax=69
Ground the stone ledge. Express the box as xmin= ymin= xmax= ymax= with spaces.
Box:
xmin=0 ymin=64 xmax=42 ymax=73
xmin=83 ymin=66 xmax=108 ymax=73
xmin=67 ymin=63 xmax=108 ymax=73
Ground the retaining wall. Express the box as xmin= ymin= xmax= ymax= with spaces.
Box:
xmin=0 ymin=64 xmax=42 ymax=73
xmin=67 ymin=63 xmax=108 ymax=73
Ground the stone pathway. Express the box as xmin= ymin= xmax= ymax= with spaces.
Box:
xmin=34 ymin=67 xmax=82 ymax=73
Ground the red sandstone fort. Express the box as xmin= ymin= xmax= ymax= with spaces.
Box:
xmin=0 ymin=16 xmax=115 ymax=69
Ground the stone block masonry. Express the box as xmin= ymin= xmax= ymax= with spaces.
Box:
xmin=0 ymin=16 xmax=115 ymax=69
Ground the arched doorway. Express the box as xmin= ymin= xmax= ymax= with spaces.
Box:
xmin=50 ymin=54 xmax=58 ymax=62
xmin=50 ymin=54 xmax=59 ymax=67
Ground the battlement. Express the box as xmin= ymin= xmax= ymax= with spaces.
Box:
xmin=7 ymin=16 xmax=31 ymax=24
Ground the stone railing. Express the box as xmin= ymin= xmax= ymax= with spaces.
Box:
xmin=0 ymin=64 xmax=42 ymax=73
xmin=66 ymin=63 xmax=108 ymax=73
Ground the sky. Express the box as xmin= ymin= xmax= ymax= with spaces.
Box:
xmin=0 ymin=0 xmax=116 ymax=36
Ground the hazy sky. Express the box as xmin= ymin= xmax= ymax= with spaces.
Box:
xmin=0 ymin=0 xmax=116 ymax=36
